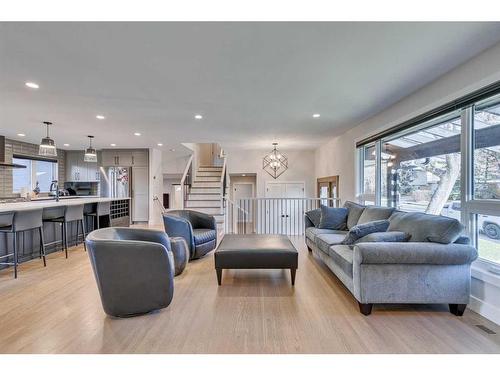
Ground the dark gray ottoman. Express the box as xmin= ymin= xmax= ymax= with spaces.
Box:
xmin=214 ymin=234 xmax=298 ymax=285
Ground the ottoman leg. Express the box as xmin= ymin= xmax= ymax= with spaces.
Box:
xmin=290 ymin=268 xmax=296 ymax=286
xmin=216 ymin=268 xmax=222 ymax=285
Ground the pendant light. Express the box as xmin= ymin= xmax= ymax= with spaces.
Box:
xmin=39 ymin=121 xmax=57 ymax=157
xmin=84 ymin=135 xmax=97 ymax=162
xmin=262 ymin=142 xmax=288 ymax=179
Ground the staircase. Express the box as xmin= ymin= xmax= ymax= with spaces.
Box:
xmin=184 ymin=165 xmax=225 ymax=235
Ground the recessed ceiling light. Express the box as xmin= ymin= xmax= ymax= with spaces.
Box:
xmin=110 ymin=143 xmax=116 ymax=147
xmin=63 ymin=143 xmax=70 ymax=147
xmin=25 ymin=82 xmax=39 ymax=89
xmin=194 ymin=114 xmax=203 ymax=120
xmin=134 ymin=132 xmax=141 ymax=136
xmin=17 ymin=133 xmax=26 ymax=137
xmin=170 ymin=148 xmax=176 ymax=152
xmin=96 ymin=115 xmax=106 ymax=120
xmin=157 ymin=143 xmax=163 ymax=146
xmin=313 ymin=114 xmax=321 ymax=118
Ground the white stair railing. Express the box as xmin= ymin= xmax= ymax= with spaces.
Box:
xmin=180 ymin=154 xmax=194 ymax=209
xmin=224 ymin=197 xmax=340 ymax=236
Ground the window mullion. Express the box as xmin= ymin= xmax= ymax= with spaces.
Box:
xmin=375 ymin=140 xmax=382 ymax=206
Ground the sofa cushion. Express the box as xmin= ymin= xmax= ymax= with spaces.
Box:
xmin=318 ymin=205 xmax=348 ymax=230
xmin=305 ymin=227 xmax=336 ymax=242
xmin=356 ymin=231 xmax=411 ymax=243
xmin=328 ymin=245 xmax=354 ymax=278
xmin=192 ymin=228 xmax=217 ymax=245
xmin=341 ymin=219 xmax=390 ymax=245
xmin=357 ymin=206 xmax=395 ymax=225
xmin=387 ymin=211 xmax=465 ymax=244
xmin=315 ymin=232 xmax=348 ymax=253
xmin=343 ymin=201 xmax=365 ymax=229
xmin=305 ymin=208 xmax=321 ymax=227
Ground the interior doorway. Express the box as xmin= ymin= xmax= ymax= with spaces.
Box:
xmin=317 ymin=175 xmax=339 ymax=206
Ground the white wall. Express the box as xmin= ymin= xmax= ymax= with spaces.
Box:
xmin=314 ymin=41 xmax=500 ymax=325
xmin=315 ymin=41 xmax=500 ymax=203
xmin=225 ymin=148 xmax=316 ymax=197
xmin=162 ymin=152 xmax=190 ymax=175
xmin=149 ymin=148 xmax=163 ymax=226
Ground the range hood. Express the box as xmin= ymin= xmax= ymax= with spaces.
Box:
xmin=0 ymin=136 xmax=26 ymax=168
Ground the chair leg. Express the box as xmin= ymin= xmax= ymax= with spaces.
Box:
xmin=39 ymin=227 xmax=46 ymax=267
xmin=13 ymin=233 xmax=18 ymax=279
xmin=75 ymin=220 xmax=80 ymax=246
xmin=64 ymin=222 xmax=68 ymax=259
xmin=60 ymin=223 xmax=64 ymax=252
xmin=81 ymin=219 xmax=87 ymax=251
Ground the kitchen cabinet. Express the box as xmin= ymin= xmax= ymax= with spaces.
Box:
xmin=101 ymin=149 xmax=148 ymax=167
xmin=131 ymin=166 xmax=149 ymax=222
xmin=65 ymin=151 xmax=101 ymax=182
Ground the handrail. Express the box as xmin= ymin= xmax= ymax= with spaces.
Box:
xmin=180 ymin=154 xmax=194 ymax=186
xmin=180 ymin=154 xmax=194 ymax=209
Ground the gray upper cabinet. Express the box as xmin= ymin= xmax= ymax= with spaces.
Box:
xmin=131 ymin=151 xmax=148 ymax=167
xmin=66 ymin=151 xmax=101 ymax=182
xmin=101 ymin=149 xmax=148 ymax=167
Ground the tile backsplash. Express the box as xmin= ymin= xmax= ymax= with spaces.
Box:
xmin=0 ymin=138 xmax=66 ymax=199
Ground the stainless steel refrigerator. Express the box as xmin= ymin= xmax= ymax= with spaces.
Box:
xmin=101 ymin=167 xmax=131 ymax=198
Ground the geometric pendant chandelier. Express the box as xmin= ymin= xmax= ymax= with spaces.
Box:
xmin=262 ymin=142 xmax=288 ymax=179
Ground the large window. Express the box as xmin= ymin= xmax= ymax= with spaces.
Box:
xmin=12 ymin=157 xmax=58 ymax=194
xmin=380 ymin=115 xmax=461 ymax=214
xmin=360 ymin=144 xmax=376 ymax=205
xmin=357 ymin=90 xmax=500 ymax=267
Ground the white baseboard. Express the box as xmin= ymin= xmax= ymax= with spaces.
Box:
xmin=469 ymin=295 xmax=500 ymax=326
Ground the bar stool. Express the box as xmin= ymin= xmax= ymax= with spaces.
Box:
xmin=0 ymin=209 xmax=46 ymax=279
xmin=84 ymin=201 xmax=111 ymax=231
xmin=43 ymin=204 xmax=86 ymax=258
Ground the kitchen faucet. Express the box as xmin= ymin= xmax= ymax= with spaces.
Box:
xmin=49 ymin=180 xmax=60 ymax=202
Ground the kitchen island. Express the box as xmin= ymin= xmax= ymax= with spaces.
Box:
xmin=0 ymin=197 xmax=131 ymax=271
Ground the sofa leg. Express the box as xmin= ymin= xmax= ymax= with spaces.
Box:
xmin=216 ymin=268 xmax=222 ymax=285
xmin=449 ymin=304 xmax=467 ymax=316
xmin=358 ymin=303 xmax=373 ymax=316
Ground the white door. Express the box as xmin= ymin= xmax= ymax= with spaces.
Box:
xmin=264 ymin=182 xmax=305 ymax=235
xmin=284 ymin=183 xmax=305 ymax=235
xmin=132 ymin=167 xmax=149 ymax=222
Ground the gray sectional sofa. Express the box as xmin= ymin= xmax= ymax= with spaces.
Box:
xmin=305 ymin=201 xmax=478 ymax=316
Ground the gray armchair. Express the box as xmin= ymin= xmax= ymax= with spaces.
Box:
xmin=163 ymin=210 xmax=217 ymax=260
xmin=85 ymin=227 xmax=174 ymax=318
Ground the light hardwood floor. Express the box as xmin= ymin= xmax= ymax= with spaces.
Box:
xmin=0 ymin=234 xmax=499 ymax=354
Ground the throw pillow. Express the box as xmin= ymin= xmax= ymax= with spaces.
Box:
xmin=341 ymin=219 xmax=390 ymax=245
xmin=343 ymin=201 xmax=366 ymax=229
xmin=318 ymin=205 xmax=348 ymax=230
xmin=305 ymin=208 xmax=321 ymax=227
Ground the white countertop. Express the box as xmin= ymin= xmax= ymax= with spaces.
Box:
xmin=0 ymin=197 xmax=130 ymax=213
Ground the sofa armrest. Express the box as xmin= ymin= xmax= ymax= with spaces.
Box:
xmin=304 ymin=215 xmax=315 ymax=229
xmin=353 ymin=242 xmax=478 ymax=265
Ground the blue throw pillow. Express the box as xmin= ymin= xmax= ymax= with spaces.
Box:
xmin=318 ymin=205 xmax=348 ymax=230
xmin=341 ymin=219 xmax=390 ymax=245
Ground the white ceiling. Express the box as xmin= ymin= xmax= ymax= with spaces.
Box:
xmin=1 ymin=22 xmax=500 ymax=152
